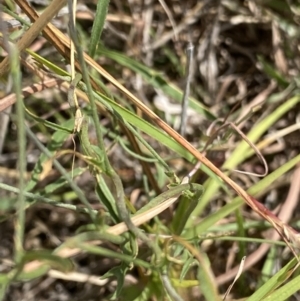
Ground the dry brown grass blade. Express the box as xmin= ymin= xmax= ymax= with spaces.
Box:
xmin=15 ymin=0 xmax=300 ymax=255
xmin=12 ymin=0 xmax=103 ymax=94
xmin=223 ymin=256 xmax=246 ymax=300
xmin=0 ymin=0 xmax=66 ymax=76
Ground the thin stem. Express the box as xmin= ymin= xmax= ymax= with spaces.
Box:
xmin=9 ymin=42 xmax=25 ymax=264
xmin=0 ymin=182 xmax=98 ymax=215
xmin=180 ymin=41 xmax=194 ymax=137
xmin=161 ymin=271 xmax=184 ymax=301
xmin=67 ymin=0 xmax=111 ymax=174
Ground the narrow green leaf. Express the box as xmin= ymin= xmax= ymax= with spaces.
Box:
xmin=263 ymin=273 xmax=300 ymax=301
xmin=102 ymin=265 xmax=129 ymax=300
xmin=258 ymin=56 xmax=289 ymax=87
xmin=73 ymin=243 xmax=151 ymax=269
xmin=95 ymin=174 xmax=120 ymax=223
xmin=88 ymin=0 xmax=110 ymax=58
xmin=197 ymin=253 xmax=222 ymax=301
xmin=258 ymin=246 xmax=277 ymax=287
xmin=26 ymin=48 xmax=69 ymax=77
xmin=180 ymin=257 xmax=196 ymax=282
xmin=246 ymin=258 xmax=298 ymax=301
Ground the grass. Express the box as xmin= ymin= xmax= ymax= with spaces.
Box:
xmin=1 ymin=0 xmax=300 ymax=300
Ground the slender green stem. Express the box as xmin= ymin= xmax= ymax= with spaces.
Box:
xmin=67 ymin=0 xmax=111 ymax=174
xmin=180 ymin=41 xmax=194 ymax=137
xmin=0 ymin=183 xmax=98 ymax=214
xmin=111 ymin=172 xmax=161 ymax=259
xmin=161 ymin=271 xmax=184 ymax=301
xmin=117 ymin=114 xmax=170 ymax=170
xmin=117 ymin=136 xmax=158 ymax=162
xmin=8 ymin=41 xmax=25 ymax=264
xmin=1 ymin=5 xmax=31 ymax=28
xmin=76 ymin=243 xmax=152 ymax=269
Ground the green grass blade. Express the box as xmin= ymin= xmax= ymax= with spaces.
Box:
xmin=197 ymin=253 xmax=222 ymax=301
xmin=74 ymin=243 xmax=151 ymax=269
xmin=258 ymin=246 xmax=277 ymax=287
xmin=95 ymin=174 xmax=120 ymax=223
xmin=258 ymin=55 xmax=289 ymax=87
xmin=26 ymin=48 xmax=69 ymax=76
xmin=8 ymin=41 xmax=26 ymax=267
xmin=264 ymin=274 xmax=300 ymax=301
xmin=0 ymin=179 xmax=95 ymax=214
xmin=88 ymin=0 xmax=109 ymax=58
xmin=246 ymin=258 xmax=298 ymax=301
